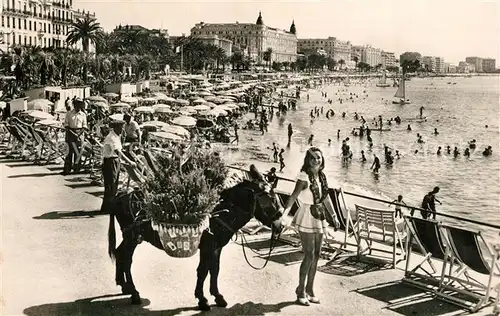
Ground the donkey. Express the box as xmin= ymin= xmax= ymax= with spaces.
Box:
xmin=107 ymin=165 xmax=284 ymax=308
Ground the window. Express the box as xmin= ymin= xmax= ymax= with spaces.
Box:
xmin=1 ymin=17 xmax=4 ymax=27
xmin=24 ymin=36 xmax=26 ymax=45
xmin=12 ymin=35 xmax=15 ymax=45
xmin=34 ymin=22 xmax=36 ymax=31
xmin=29 ymin=36 xmax=32 ymax=45
xmin=24 ymin=19 xmax=26 ymax=30
xmin=12 ymin=18 xmax=15 ymax=28
xmin=29 ymin=21 xmax=31 ymax=30
xmin=48 ymin=24 xmax=50 ymax=33
xmin=18 ymin=35 xmax=21 ymax=44
xmin=43 ymin=38 xmax=46 ymax=46
xmin=18 ymin=18 xmax=21 ymax=29
xmin=44 ymin=23 xmax=46 ymax=32
xmin=7 ymin=17 xmax=10 ymax=28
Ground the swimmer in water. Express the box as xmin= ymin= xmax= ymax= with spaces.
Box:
xmin=308 ymin=134 xmax=314 ymax=146
xmin=328 ymin=139 xmax=331 ymax=146
xmin=453 ymin=147 xmax=460 ymax=158
xmin=371 ymin=154 xmax=381 ymax=173
xmin=434 ymin=128 xmax=439 ymax=135
xmin=407 ymin=124 xmax=412 ymax=131
xmin=395 ymin=150 xmax=400 ymax=159
xmin=388 ymin=195 xmax=407 ymax=218
xmin=437 ymin=146 xmax=442 ymax=155
xmin=446 ymin=146 xmax=451 ymax=154
xmin=361 ymin=150 xmax=367 ymax=162
xmin=337 ymin=129 xmax=340 ymax=139
xmin=464 ymin=148 xmax=470 ymax=158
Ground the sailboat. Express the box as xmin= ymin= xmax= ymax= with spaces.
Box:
xmin=392 ymin=76 xmax=411 ymax=105
xmin=376 ymin=72 xmax=391 ymax=87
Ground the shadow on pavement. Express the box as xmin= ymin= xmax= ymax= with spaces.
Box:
xmin=23 ymin=295 xmax=296 ymax=316
xmin=318 ymin=254 xmax=392 ymax=277
xmin=354 ymin=281 xmax=466 ymax=315
xmin=8 ymin=172 xmax=60 ymax=178
xmin=33 ymin=210 xmax=108 ymax=220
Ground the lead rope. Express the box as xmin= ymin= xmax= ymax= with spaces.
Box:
xmin=238 ymin=225 xmax=282 ymax=270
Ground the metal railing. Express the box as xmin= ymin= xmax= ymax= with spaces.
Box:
xmin=228 ymin=165 xmax=500 ymax=231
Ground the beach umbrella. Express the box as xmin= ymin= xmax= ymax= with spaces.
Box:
xmin=27 ymin=110 xmax=54 ymax=120
xmin=109 ymin=102 xmax=131 ymax=108
xmin=198 ymin=91 xmax=212 ymax=96
xmin=183 ymin=106 xmax=197 ymax=114
xmin=237 ymin=102 xmax=248 ymax=108
xmin=121 ymin=96 xmax=139 ymax=104
xmin=36 ymin=118 xmax=61 ymax=127
xmin=140 ymin=120 xmax=170 ymax=129
xmin=152 ymin=92 xmax=168 ymax=98
xmin=207 ymin=108 xmax=228 ymax=117
xmin=171 ymin=115 xmax=197 ymax=127
xmin=86 ymin=95 xmax=107 ymax=103
xmin=178 ymin=110 xmax=193 ymax=116
xmin=204 ymin=102 xmax=217 ymax=108
xmin=142 ymin=97 xmax=157 ymax=103
xmin=27 ymin=99 xmax=53 ymax=111
xmin=192 ymin=98 xmax=207 ymax=105
xmin=150 ymin=131 xmax=184 ymax=141
xmin=204 ymin=96 xmax=218 ymax=102
xmin=161 ymin=124 xmax=190 ymax=138
xmin=134 ymin=106 xmax=154 ymax=113
xmin=175 ymin=99 xmax=189 ymax=106
xmin=193 ymin=104 xmax=210 ymax=111
xmin=109 ymin=113 xmax=124 ymax=121
xmin=155 ymin=107 xmax=173 ymax=114
xmin=0 ymin=101 xmax=6 ymax=109
xmin=103 ymin=92 xmax=119 ymax=98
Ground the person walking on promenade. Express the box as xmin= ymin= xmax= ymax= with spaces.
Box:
xmin=279 ymin=149 xmax=285 ymax=172
xmin=414 ymin=186 xmax=441 ymax=220
xmin=388 ymin=195 xmax=407 ymax=218
xmin=287 ymin=123 xmax=293 ymax=146
xmin=280 ymin=147 xmax=340 ymax=306
xmin=62 ymin=98 xmax=87 ymax=175
xmin=100 ymin=120 xmax=136 ymax=214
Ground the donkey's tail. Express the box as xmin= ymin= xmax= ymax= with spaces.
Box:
xmin=108 ymin=213 xmax=116 ymax=261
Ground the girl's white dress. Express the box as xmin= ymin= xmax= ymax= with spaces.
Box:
xmin=291 ymin=171 xmax=328 ymax=234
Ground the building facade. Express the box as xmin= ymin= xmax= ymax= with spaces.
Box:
xmin=381 ymin=51 xmax=397 ymax=68
xmin=435 ymin=57 xmax=444 ymax=73
xmin=192 ymin=35 xmax=233 ymax=57
xmin=0 ymin=0 xmax=95 ymax=51
xmin=361 ymin=45 xmax=382 ymax=67
xmin=465 ymin=57 xmax=483 ymax=73
xmin=190 ymin=12 xmax=297 ymax=64
xmin=457 ymin=61 xmax=475 ymax=73
xmin=422 ymin=56 xmax=436 ymax=72
xmin=297 ymin=37 xmax=351 ymax=62
xmin=482 ymin=58 xmax=496 ymax=73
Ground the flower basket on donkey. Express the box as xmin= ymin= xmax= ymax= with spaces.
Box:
xmin=142 ymin=147 xmax=228 ymax=258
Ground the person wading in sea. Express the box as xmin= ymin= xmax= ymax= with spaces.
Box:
xmin=414 ymin=186 xmax=442 ymax=220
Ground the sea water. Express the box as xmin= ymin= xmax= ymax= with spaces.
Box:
xmin=224 ymin=75 xmax=500 ymax=240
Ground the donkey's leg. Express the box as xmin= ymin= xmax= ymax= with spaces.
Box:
xmin=195 ymin=234 xmax=212 ymax=311
xmin=114 ymin=241 xmax=126 ymax=290
xmin=210 ymin=248 xmax=228 ymax=307
xmin=122 ymin=238 xmax=141 ymax=305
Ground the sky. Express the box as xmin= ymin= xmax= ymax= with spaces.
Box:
xmin=76 ymin=0 xmax=500 ymax=64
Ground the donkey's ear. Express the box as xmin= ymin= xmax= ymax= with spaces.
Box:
xmin=248 ymin=164 xmax=264 ymax=182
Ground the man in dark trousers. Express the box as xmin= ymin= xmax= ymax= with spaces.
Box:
xmin=415 ymin=186 xmax=442 ymax=220
xmin=100 ymin=120 xmax=136 ymax=213
xmin=62 ymin=97 xmax=87 ymax=175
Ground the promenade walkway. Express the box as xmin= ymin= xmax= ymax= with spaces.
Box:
xmin=0 ymin=155 xmax=483 ymax=315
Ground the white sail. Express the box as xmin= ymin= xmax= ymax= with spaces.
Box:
xmin=394 ymin=77 xmax=405 ymax=99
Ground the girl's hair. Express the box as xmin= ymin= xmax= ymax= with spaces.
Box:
xmin=300 ymin=147 xmax=325 ymax=175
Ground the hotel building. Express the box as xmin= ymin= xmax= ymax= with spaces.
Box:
xmin=361 ymin=45 xmax=382 ymax=67
xmin=481 ymin=58 xmax=496 ymax=73
xmin=381 ymin=51 xmax=398 ymax=68
xmin=0 ymin=0 xmax=95 ymax=51
xmin=465 ymin=57 xmax=483 ymax=73
xmin=297 ymin=37 xmax=351 ymax=62
xmin=190 ymin=12 xmax=297 ymax=64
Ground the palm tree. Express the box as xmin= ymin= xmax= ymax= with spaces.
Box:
xmin=338 ymin=59 xmax=345 ymax=70
xmin=263 ymin=48 xmax=273 ymax=70
xmin=66 ymin=14 xmax=103 ymax=53
xmin=352 ymin=56 xmax=359 ymax=71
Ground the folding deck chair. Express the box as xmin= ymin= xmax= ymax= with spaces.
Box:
xmin=494 ymin=244 xmax=500 ymax=315
xmin=355 ymin=204 xmax=406 ymax=268
xmin=437 ymin=224 xmax=500 ymax=312
xmin=403 ymin=216 xmax=451 ymax=292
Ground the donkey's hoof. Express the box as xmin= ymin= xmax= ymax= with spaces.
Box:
xmin=214 ymin=294 xmax=228 ymax=308
xmin=198 ymin=297 xmax=211 ymax=311
xmin=131 ymin=292 xmax=142 ymax=305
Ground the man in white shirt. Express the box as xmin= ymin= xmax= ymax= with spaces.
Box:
xmin=100 ymin=120 xmax=136 ymax=214
xmin=62 ymin=98 xmax=87 ymax=175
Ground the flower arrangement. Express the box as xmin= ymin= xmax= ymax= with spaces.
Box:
xmin=143 ymin=146 xmax=228 ymax=225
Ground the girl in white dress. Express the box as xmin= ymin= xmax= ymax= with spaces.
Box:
xmin=281 ymin=147 xmax=339 ymax=306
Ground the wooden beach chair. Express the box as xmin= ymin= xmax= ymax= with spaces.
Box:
xmin=355 ymin=204 xmax=406 ymax=268
xmin=437 ymin=224 xmax=500 ymax=312
xmin=494 ymin=244 xmax=500 ymax=315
